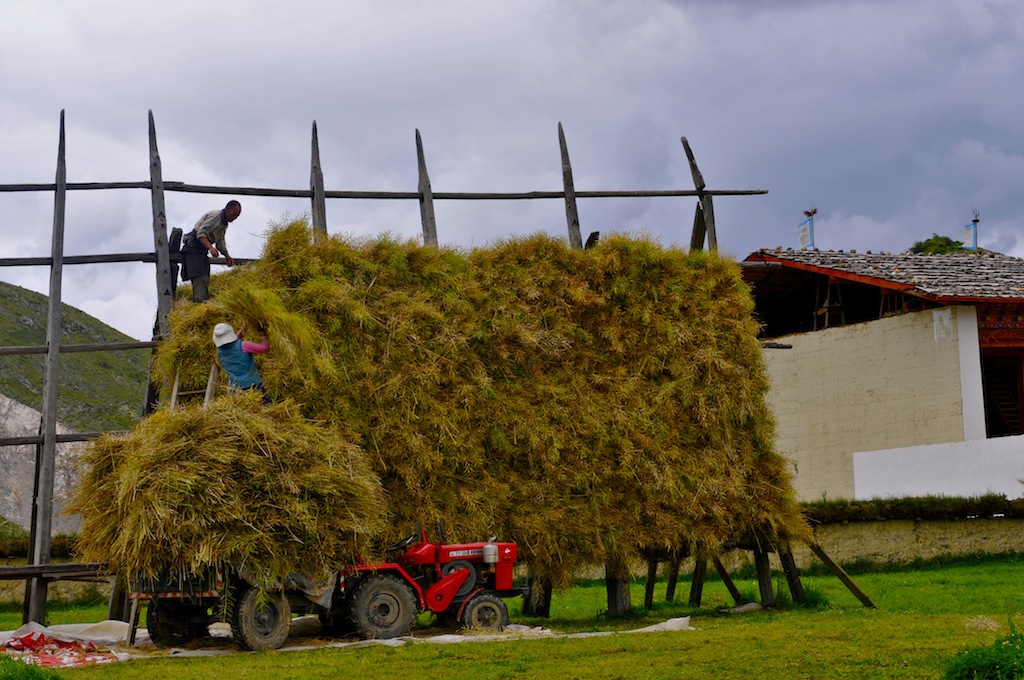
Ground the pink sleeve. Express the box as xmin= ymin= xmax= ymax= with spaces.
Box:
xmin=241 ymin=338 xmax=269 ymax=354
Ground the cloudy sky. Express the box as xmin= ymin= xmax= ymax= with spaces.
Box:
xmin=1 ymin=0 xmax=1022 ymax=340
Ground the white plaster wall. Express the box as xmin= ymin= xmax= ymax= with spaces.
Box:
xmin=854 ymin=436 xmax=1024 ymax=499
xmin=763 ymin=307 xmax=974 ymax=501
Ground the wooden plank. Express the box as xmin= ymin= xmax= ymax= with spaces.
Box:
xmin=0 ymin=181 xmax=768 ymax=199
xmin=557 ymin=123 xmax=583 ymax=250
xmin=644 ymin=559 xmax=658 ymax=610
xmin=712 ymin=556 xmax=745 ymax=605
xmin=809 ymin=543 xmax=876 ymax=608
xmin=752 ymin=545 xmax=775 ymax=607
xmin=0 ymin=433 xmax=118 ymax=447
xmin=0 ymin=341 xmax=158 ymax=357
xmin=778 ymin=548 xmax=806 ymax=604
xmin=415 ymin=129 xmax=438 ymax=247
xmin=688 ymin=557 xmax=707 ymax=607
xmin=309 ymin=121 xmax=328 ymax=237
xmin=28 ymin=111 xmax=68 ymax=623
xmin=148 ymin=111 xmax=173 ymax=340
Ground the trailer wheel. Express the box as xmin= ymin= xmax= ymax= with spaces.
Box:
xmin=461 ymin=593 xmax=508 ymax=632
xmin=231 ymin=587 xmax=291 ymax=651
xmin=349 ymin=574 xmax=417 ymax=639
xmin=146 ymin=598 xmax=208 ymax=646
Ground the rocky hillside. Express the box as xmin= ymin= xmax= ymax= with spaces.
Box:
xmin=0 ymin=279 xmax=150 ymax=432
xmin=0 ymin=279 xmax=151 ymax=531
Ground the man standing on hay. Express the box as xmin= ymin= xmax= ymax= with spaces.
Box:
xmin=180 ymin=200 xmax=241 ymax=302
xmin=213 ymin=322 xmax=271 ymax=403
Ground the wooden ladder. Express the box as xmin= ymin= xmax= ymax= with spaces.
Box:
xmin=169 ymin=361 xmax=219 ymax=407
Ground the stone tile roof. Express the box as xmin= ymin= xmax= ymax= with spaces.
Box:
xmin=745 ymin=248 xmax=1024 ymax=301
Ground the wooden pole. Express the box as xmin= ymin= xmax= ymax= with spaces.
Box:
xmin=148 ymin=111 xmax=173 ymax=340
xmin=310 ymin=121 xmax=328 ymax=238
xmin=665 ymin=554 xmax=682 ymax=602
xmin=27 ymin=111 xmax=68 ymax=623
xmin=808 ymin=543 xmax=876 ymax=608
xmin=688 ymin=556 xmax=708 ymax=607
xmin=605 ymin=555 xmax=631 ymax=616
xmin=778 ymin=548 xmax=806 ymax=604
xmin=690 ymin=202 xmax=707 ymax=252
xmin=712 ymin=556 xmax=745 ymax=605
xmin=752 ymin=544 xmax=775 ymax=607
xmin=557 ymin=123 xmax=583 ymax=250
xmin=680 ymin=137 xmax=717 ymax=250
xmin=644 ymin=559 xmax=658 ymax=610
xmin=415 ymin=129 xmax=438 ymax=247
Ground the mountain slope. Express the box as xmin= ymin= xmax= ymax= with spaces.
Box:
xmin=0 ymin=280 xmax=150 ymax=432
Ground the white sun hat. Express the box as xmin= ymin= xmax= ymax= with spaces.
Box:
xmin=212 ymin=323 xmax=236 ymax=347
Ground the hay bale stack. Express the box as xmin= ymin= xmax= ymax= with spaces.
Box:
xmin=147 ymin=219 xmax=808 ymax=585
xmin=68 ymin=392 xmax=384 ymax=587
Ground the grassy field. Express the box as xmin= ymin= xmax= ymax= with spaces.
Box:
xmin=2 ymin=555 xmax=1022 ymax=679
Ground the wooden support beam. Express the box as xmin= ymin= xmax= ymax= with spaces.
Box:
xmin=690 ymin=201 xmax=707 ymax=251
xmin=644 ymin=559 xmax=658 ymax=610
xmin=712 ymin=556 xmax=745 ymax=605
xmin=415 ymin=129 xmax=438 ymax=247
xmin=808 ymin=543 xmax=876 ymax=608
xmin=752 ymin=545 xmax=775 ymax=608
xmin=605 ymin=556 xmax=631 ymax=616
xmin=688 ymin=556 xmax=707 ymax=607
xmin=557 ymin=123 xmax=583 ymax=250
xmin=680 ymin=137 xmax=717 ymax=250
xmin=778 ymin=548 xmax=806 ymax=604
xmin=148 ymin=111 xmax=173 ymax=341
xmin=665 ymin=554 xmax=682 ymax=602
xmin=310 ymin=121 xmax=328 ymax=237
xmin=28 ymin=111 xmax=68 ymax=624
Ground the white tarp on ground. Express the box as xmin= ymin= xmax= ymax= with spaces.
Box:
xmin=1 ymin=615 xmax=693 ymax=663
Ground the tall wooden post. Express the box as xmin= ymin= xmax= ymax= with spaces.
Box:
xmin=415 ymin=129 xmax=438 ymax=247
xmin=149 ymin=111 xmax=173 ymax=340
xmin=688 ymin=556 xmax=708 ymax=607
xmin=681 ymin=137 xmax=717 ymax=251
xmin=27 ymin=111 xmax=68 ymax=623
xmin=557 ymin=123 xmax=583 ymax=250
xmin=752 ymin=544 xmax=775 ymax=607
xmin=605 ymin=555 xmax=631 ymax=616
xmin=310 ymin=121 xmax=328 ymax=238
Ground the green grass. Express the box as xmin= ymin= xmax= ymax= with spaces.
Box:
xmin=0 ymin=554 xmax=1016 ymax=678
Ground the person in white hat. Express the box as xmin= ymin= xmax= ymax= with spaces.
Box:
xmin=212 ymin=322 xmax=270 ymax=403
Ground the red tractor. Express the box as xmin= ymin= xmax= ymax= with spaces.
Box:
xmin=319 ymin=525 xmax=520 ymax=639
xmin=135 ymin=526 xmax=521 ymax=650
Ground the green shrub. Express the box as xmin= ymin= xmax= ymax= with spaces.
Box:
xmin=943 ymin=629 xmax=1024 ymax=679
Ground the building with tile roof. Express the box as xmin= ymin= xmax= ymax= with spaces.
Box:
xmin=741 ymin=248 xmax=1024 ymax=501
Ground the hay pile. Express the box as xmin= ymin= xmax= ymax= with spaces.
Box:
xmin=122 ymin=218 xmax=808 ymax=585
xmin=68 ymin=391 xmax=384 ymax=587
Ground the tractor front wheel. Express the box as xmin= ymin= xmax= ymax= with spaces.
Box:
xmin=231 ymin=587 xmax=291 ymax=651
xmin=349 ymin=574 xmax=417 ymax=639
xmin=461 ymin=593 xmax=508 ymax=632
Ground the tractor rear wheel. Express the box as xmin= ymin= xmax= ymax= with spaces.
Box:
xmin=349 ymin=574 xmax=417 ymax=639
xmin=461 ymin=593 xmax=508 ymax=632
xmin=231 ymin=587 xmax=291 ymax=651
xmin=146 ymin=598 xmax=208 ymax=646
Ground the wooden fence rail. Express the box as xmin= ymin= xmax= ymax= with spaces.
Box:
xmin=0 ymin=110 xmax=768 ymax=624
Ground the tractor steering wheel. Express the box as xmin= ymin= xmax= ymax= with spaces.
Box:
xmin=386 ymin=531 xmax=418 ymax=554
